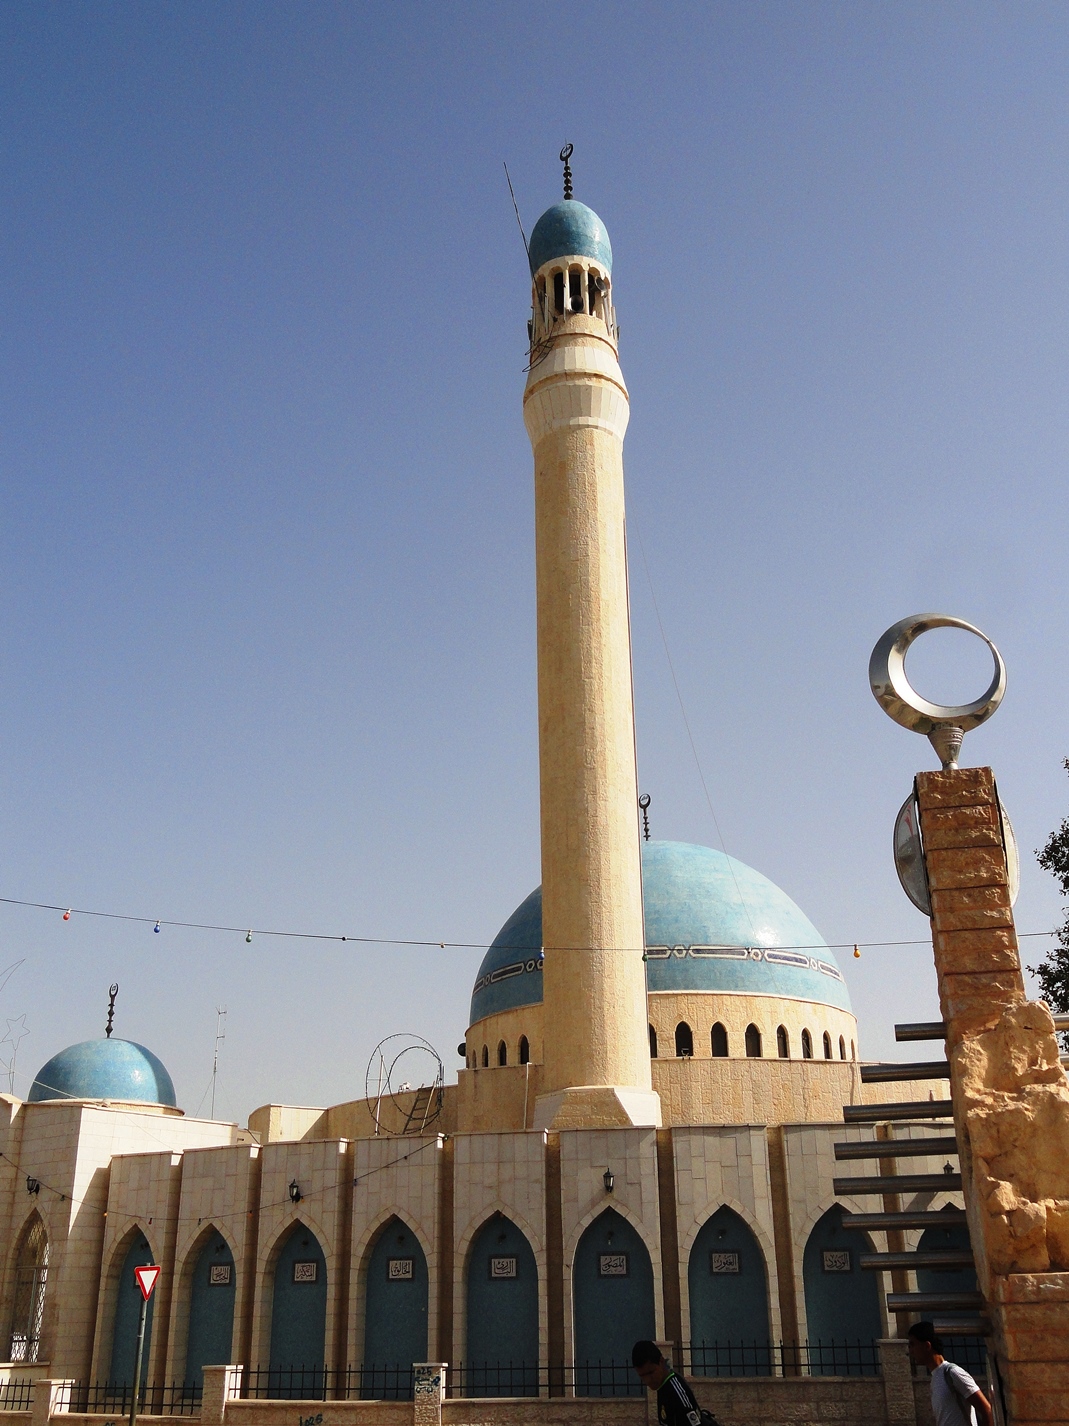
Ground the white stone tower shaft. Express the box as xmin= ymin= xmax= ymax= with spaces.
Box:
xmin=523 ymin=246 xmax=660 ymax=1129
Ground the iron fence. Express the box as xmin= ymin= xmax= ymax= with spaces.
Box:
xmin=940 ymin=1337 xmax=988 ymax=1375
xmin=683 ymin=1339 xmax=882 ymax=1379
xmin=65 ymin=1383 xmax=202 ymax=1416
xmin=0 ymin=1381 xmax=33 ymax=1412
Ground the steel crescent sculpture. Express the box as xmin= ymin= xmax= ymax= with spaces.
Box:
xmin=869 ymin=614 xmax=1006 ymax=769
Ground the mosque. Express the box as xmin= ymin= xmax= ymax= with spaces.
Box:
xmin=0 ymin=162 xmax=960 ymax=1406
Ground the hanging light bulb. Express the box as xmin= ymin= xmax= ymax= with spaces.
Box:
xmin=62 ymin=909 xmax=71 ymax=921
xmin=153 ymin=921 xmax=161 ymax=934
xmin=853 ymin=944 xmax=861 ymax=959
xmin=246 ymin=930 xmax=253 ymax=944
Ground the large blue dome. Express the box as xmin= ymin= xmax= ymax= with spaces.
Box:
xmin=469 ymin=841 xmax=850 ymax=1025
xmin=28 ymin=1038 xmax=177 ymax=1107
xmin=528 ymin=201 xmax=612 ymax=276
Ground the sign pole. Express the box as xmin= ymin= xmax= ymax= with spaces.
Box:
xmin=129 ymin=1292 xmax=148 ymax=1426
xmin=129 ymin=1263 xmax=161 ymax=1426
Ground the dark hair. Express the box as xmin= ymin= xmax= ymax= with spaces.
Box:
xmin=908 ymin=1321 xmax=943 ymax=1354
xmin=632 ymin=1340 xmax=663 ymax=1368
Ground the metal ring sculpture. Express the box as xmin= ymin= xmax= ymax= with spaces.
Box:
xmin=364 ymin=1034 xmax=444 ymax=1136
xmin=869 ymin=614 xmax=1006 ymax=769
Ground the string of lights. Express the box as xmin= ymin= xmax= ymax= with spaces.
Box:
xmin=0 ymin=893 xmax=1057 ymax=956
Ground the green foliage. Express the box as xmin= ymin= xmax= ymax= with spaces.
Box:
xmin=1030 ymin=759 xmax=1069 ymax=1048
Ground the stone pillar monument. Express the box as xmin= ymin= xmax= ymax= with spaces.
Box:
xmin=522 ymin=155 xmax=659 ymax=1130
xmin=872 ymin=615 xmax=1069 ymax=1426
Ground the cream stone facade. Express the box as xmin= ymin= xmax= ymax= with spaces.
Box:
xmin=0 ymin=170 xmax=1016 ymax=1425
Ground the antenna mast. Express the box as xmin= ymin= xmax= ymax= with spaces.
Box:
xmin=105 ymin=983 xmax=118 ymax=1038
xmin=210 ymin=1007 xmax=227 ymax=1119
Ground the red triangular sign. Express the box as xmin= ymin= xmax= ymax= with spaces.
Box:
xmin=134 ymin=1265 xmax=161 ymax=1301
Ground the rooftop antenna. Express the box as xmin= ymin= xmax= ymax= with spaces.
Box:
xmin=503 ymin=163 xmax=530 ymax=265
xmin=105 ymin=983 xmax=118 ymax=1039
xmin=639 ymin=793 xmax=651 ymax=842
xmin=210 ymin=1007 xmax=227 ymax=1119
xmin=560 ymin=143 xmax=574 ymax=200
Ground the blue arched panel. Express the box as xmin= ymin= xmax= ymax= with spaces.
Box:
xmin=269 ymin=1223 xmax=327 ymax=1396
xmin=917 ymin=1212 xmax=977 ymax=1295
xmin=465 ymin=1215 xmax=539 ymax=1397
xmin=802 ymin=1206 xmax=881 ymax=1376
xmin=688 ymin=1206 xmax=770 ymax=1375
xmin=184 ymin=1231 xmax=236 ymax=1389
xmin=573 ymin=1209 xmax=654 ymax=1397
xmin=110 ymin=1236 xmax=154 ymax=1387
xmin=362 ymin=1219 xmax=427 ymax=1399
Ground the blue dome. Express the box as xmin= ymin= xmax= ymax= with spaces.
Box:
xmin=528 ymin=201 xmax=612 ymax=276
xmin=469 ymin=841 xmax=850 ymax=1025
xmin=28 ymin=1038 xmax=177 ymax=1107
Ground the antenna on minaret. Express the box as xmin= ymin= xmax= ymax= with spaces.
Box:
xmin=560 ymin=143 xmax=574 ymax=200
xmin=639 ymin=794 xmax=651 ymax=841
xmin=210 ymin=1007 xmax=227 ymax=1119
xmin=105 ymin=983 xmax=118 ymax=1038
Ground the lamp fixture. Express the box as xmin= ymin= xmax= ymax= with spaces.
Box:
xmin=26 ymin=1177 xmax=40 ymax=1196
xmin=603 ymin=1168 xmax=614 ymax=1194
xmin=288 ymin=1179 xmax=302 ymax=1204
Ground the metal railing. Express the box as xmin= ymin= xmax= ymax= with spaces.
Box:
xmin=0 ymin=1381 xmax=33 ymax=1412
xmin=64 ymin=1383 xmax=202 ymax=1416
xmin=682 ymin=1339 xmax=882 ymax=1379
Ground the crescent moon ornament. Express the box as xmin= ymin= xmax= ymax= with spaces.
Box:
xmin=869 ymin=614 xmax=1006 ymax=769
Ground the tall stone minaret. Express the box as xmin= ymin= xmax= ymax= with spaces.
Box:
xmin=523 ymin=154 xmax=661 ymax=1130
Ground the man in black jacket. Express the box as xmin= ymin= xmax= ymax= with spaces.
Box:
xmin=632 ymin=1341 xmax=720 ymax=1426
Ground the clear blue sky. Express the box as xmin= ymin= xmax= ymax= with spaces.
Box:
xmin=2 ymin=3 xmax=1068 ymax=1119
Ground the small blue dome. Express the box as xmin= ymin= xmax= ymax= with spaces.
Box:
xmin=28 ymin=1038 xmax=177 ymax=1107
xmin=469 ymin=841 xmax=850 ymax=1025
xmin=528 ymin=201 xmax=612 ymax=276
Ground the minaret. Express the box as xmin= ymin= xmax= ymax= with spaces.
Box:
xmin=523 ymin=152 xmax=660 ymax=1129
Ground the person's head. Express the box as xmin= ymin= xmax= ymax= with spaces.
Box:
xmin=907 ymin=1321 xmax=944 ymax=1368
xmin=632 ymin=1340 xmax=669 ymax=1389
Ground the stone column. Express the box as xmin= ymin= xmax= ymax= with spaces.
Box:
xmin=877 ymin=1338 xmax=917 ymax=1426
xmin=30 ymin=1380 xmax=73 ymax=1426
xmin=200 ymin=1365 xmax=242 ymax=1426
xmin=413 ymin=1363 xmax=446 ymax=1426
xmin=916 ymin=766 xmax=1069 ymax=1426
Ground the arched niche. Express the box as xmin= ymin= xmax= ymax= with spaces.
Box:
xmin=802 ymin=1206 xmax=881 ymax=1375
xmin=110 ymin=1232 xmax=154 ymax=1387
xmin=465 ymin=1214 xmax=538 ymax=1397
xmin=361 ymin=1218 xmax=427 ymax=1399
xmin=183 ymin=1229 xmax=236 ymax=1390
xmin=917 ymin=1207 xmax=976 ymax=1295
xmin=688 ymin=1206 xmax=770 ymax=1376
xmin=573 ymin=1209 xmax=653 ymax=1397
xmin=675 ymin=1023 xmax=693 ymax=1058
xmin=268 ymin=1222 xmax=327 ymax=1397
xmin=7 ymin=1214 xmax=48 ymax=1364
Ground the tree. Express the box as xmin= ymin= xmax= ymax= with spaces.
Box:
xmin=1032 ymin=758 xmax=1069 ymax=1050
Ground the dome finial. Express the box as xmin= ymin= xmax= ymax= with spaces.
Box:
xmin=105 ymin=982 xmax=118 ymax=1039
xmin=560 ymin=143 xmax=574 ymax=200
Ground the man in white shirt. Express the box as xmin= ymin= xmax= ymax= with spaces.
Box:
xmin=907 ymin=1321 xmax=993 ymax=1426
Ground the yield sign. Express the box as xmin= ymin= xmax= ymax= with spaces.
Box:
xmin=134 ymin=1265 xmax=161 ymax=1301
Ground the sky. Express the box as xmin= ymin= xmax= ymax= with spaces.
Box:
xmin=2 ymin=2 xmax=1068 ymax=1121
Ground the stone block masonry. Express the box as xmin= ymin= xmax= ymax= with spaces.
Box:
xmin=916 ymin=766 xmax=1069 ymax=1425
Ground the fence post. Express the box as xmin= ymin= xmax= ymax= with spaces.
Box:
xmin=413 ymin=1364 xmax=446 ymax=1426
xmin=201 ymin=1366 xmax=242 ymax=1426
xmin=31 ymin=1380 xmax=73 ymax=1426
xmin=877 ymin=1338 xmax=917 ymax=1426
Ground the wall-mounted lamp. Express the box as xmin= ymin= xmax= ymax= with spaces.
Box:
xmin=288 ymin=1179 xmax=302 ymax=1204
xmin=26 ymin=1177 xmax=40 ymax=1196
xmin=603 ymin=1168 xmax=614 ymax=1194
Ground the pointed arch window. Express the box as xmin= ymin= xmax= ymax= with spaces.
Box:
xmin=839 ymin=1035 xmax=846 ymax=1060
xmin=481 ymin=1044 xmax=489 ymax=1068
xmin=8 ymin=1216 xmax=48 ymax=1363
xmin=519 ymin=1036 xmax=530 ymax=1065
xmin=823 ymin=1032 xmax=833 ymax=1059
xmin=648 ymin=1024 xmax=658 ymax=1059
xmin=675 ymin=1022 xmax=693 ymax=1058
xmin=497 ymin=1041 xmax=507 ymax=1067
xmin=776 ymin=1025 xmax=789 ymax=1058
xmin=745 ymin=1024 xmax=762 ymax=1058
xmin=711 ymin=1023 xmax=728 ymax=1057
xmin=801 ymin=1029 xmax=813 ymax=1059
